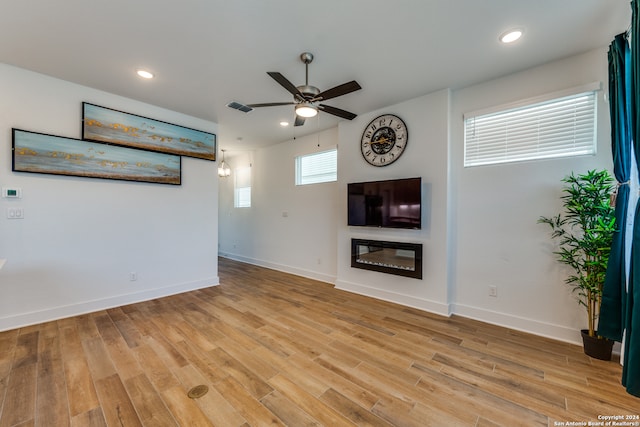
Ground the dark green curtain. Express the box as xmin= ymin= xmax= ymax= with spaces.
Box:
xmin=625 ymin=0 xmax=640 ymax=398
xmin=600 ymin=33 xmax=632 ymax=343
xmin=601 ymin=0 xmax=640 ymax=398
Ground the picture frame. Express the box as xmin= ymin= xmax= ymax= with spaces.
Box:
xmin=12 ymin=128 xmax=181 ymax=185
xmin=82 ymin=102 xmax=216 ymax=161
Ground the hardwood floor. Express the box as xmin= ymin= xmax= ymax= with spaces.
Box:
xmin=0 ymin=257 xmax=637 ymax=426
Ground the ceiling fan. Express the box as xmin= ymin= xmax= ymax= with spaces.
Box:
xmin=227 ymin=52 xmax=361 ymax=126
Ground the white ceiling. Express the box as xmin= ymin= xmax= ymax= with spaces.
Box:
xmin=0 ymin=0 xmax=630 ymax=152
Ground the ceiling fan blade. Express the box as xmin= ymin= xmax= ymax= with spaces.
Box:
xmin=318 ymin=104 xmax=357 ymax=120
xmin=267 ymin=72 xmax=304 ymax=99
xmin=247 ymin=102 xmax=295 ymax=108
xmin=294 ymin=116 xmax=306 ymax=127
xmin=314 ymin=81 xmax=361 ymax=101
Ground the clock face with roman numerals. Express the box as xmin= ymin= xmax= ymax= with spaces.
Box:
xmin=360 ymin=114 xmax=408 ymax=167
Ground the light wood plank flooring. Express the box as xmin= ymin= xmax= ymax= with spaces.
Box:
xmin=0 ymin=257 xmax=637 ymax=426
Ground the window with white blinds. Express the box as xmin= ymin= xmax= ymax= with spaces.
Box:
xmin=295 ymin=149 xmax=337 ymax=185
xmin=464 ymin=89 xmax=597 ymax=167
xmin=234 ymin=166 xmax=251 ymax=208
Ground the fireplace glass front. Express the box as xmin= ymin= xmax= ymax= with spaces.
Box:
xmin=351 ymin=239 xmax=423 ymax=279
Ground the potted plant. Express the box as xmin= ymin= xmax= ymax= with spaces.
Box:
xmin=538 ymin=169 xmax=616 ymax=360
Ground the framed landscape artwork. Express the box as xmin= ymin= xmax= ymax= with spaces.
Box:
xmin=12 ymin=128 xmax=181 ymax=185
xmin=82 ymin=102 xmax=216 ymax=161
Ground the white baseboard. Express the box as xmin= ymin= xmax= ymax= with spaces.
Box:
xmin=222 ymin=256 xmax=615 ymax=349
xmin=0 ymin=277 xmax=219 ymax=332
xmin=334 ymin=281 xmax=584 ymax=346
xmin=334 ymin=279 xmax=451 ymax=317
xmin=451 ymin=303 xmax=583 ymax=346
xmin=219 ymin=253 xmax=336 ymax=284
xmin=220 ymin=259 xmax=582 ymax=345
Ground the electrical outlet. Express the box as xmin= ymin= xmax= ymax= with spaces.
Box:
xmin=129 ymin=272 xmax=137 ymax=281
xmin=489 ymin=285 xmax=498 ymax=297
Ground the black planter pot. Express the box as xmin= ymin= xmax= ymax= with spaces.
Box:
xmin=581 ymin=329 xmax=614 ymax=361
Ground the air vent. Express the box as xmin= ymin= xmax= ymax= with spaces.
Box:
xmin=226 ymin=101 xmax=253 ymax=113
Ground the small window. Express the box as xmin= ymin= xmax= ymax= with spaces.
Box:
xmin=464 ymin=88 xmax=597 ymax=167
xmin=234 ymin=166 xmax=251 ymax=208
xmin=295 ymin=149 xmax=337 ymax=185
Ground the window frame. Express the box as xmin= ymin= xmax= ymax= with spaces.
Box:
xmin=463 ymin=82 xmax=600 ymax=167
xmin=233 ymin=166 xmax=251 ymax=208
xmin=295 ymin=148 xmax=338 ymax=186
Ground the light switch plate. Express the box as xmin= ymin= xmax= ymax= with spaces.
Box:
xmin=7 ymin=207 xmax=24 ymax=219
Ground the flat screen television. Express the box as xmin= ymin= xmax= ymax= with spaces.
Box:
xmin=348 ymin=177 xmax=421 ymax=229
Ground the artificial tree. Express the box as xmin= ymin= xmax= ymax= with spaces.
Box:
xmin=538 ymin=169 xmax=616 ymax=339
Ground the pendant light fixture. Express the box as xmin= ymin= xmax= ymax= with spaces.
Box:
xmin=218 ymin=149 xmax=231 ymax=177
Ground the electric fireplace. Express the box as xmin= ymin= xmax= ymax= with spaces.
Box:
xmin=351 ymin=239 xmax=423 ymax=279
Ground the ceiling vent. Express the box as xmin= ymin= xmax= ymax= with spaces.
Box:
xmin=226 ymin=101 xmax=253 ymax=113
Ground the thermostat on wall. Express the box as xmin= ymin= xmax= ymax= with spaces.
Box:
xmin=2 ymin=187 xmax=22 ymax=198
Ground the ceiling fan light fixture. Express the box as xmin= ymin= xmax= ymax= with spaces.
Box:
xmin=295 ymin=103 xmax=318 ymax=118
xmin=238 ymin=52 xmax=360 ymax=125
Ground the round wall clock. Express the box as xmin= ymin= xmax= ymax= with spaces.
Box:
xmin=360 ymin=114 xmax=408 ymax=167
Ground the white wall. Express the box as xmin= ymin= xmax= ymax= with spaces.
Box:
xmin=336 ymin=89 xmax=452 ymax=316
xmin=218 ymin=47 xmax=613 ymax=345
xmin=219 ymin=128 xmax=339 ymax=283
xmin=0 ymin=64 xmax=219 ymax=331
xmin=451 ymin=48 xmax=612 ymax=343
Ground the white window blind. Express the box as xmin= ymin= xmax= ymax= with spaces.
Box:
xmin=234 ymin=166 xmax=251 ymax=208
xmin=464 ymin=90 xmax=597 ymax=167
xmin=295 ymin=149 xmax=337 ymax=185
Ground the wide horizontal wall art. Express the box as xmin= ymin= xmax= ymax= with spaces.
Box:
xmin=12 ymin=128 xmax=181 ymax=185
xmin=82 ymin=102 xmax=216 ymax=161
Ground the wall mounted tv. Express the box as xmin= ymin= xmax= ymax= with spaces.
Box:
xmin=348 ymin=177 xmax=422 ymax=229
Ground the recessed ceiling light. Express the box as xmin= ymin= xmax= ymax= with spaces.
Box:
xmin=280 ymin=121 xmax=289 ymax=127
xmin=500 ymin=29 xmax=523 ymax=44
xmin=136 ymin=69 xmax=154 ymax=79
